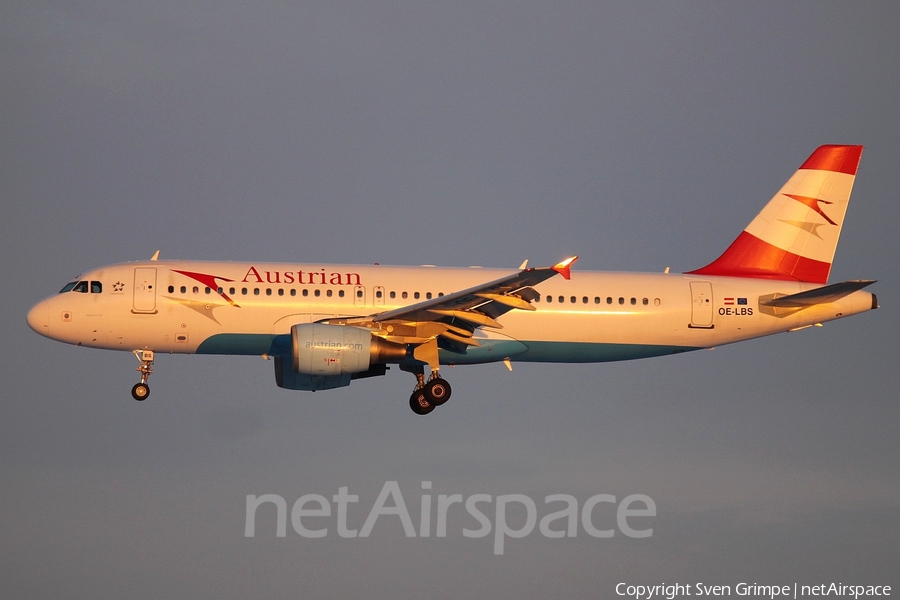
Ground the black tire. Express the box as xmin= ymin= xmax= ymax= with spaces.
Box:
xmin=409 ymin=390 xmax=435 ymax=415
xmin=131 ymin=383 xmax=150 ymax=401
xmin=425 ymin=378 xmax=451 ymax=406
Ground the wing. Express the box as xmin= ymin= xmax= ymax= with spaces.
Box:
xmin=325 ymin=257 xmax=577 ymax=349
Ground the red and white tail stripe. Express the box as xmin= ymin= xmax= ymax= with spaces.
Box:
xmin=688 ymin=145 xmax=863 ymax=283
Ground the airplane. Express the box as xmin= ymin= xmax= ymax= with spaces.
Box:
xmin=26 ymin=145 xmax=877 ymax=415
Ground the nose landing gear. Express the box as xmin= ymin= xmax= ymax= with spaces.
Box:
xmin=131 ymin=349 xmax=155 ymax=401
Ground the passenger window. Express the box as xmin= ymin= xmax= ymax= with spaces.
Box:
xmin=357 ymin=290 xmax=363 ymax=298
xmin=376 ymin=290 xmax=383 ymax=299
xmin=630 ymin=298 xmax=636 ymax=305
xmin=339 ymin=290 xmax=345 ymax=298
xmin=290 ymin=289 xmax=296 ymax=297
xmin=558 ymin=296 xmax=564 ymax=303
xmin=402 ymin=292 xmax=408 ymax=299
xmin=546 ymin=296 xmax=553 ymax=303
xmin=254 ymin=288 xmax=260 ymax=295
xmin=326 ymin=290 xmax=332 ymax=297
xmin=266 ymin=289 xmax=272 ymax=296
xmin=570 ymin=296 xmax=576 ymax=303
xmin=642 ymin=298 xmax=649 ymax=305
xmin=242 ymin=288 xmax=248 ymax=295
xmin=414 ymin=292 xmax=420 ymax=300
xmin=426 ymin=292 xmax=432 ymax=299
xmin=302 ymin=289 xmax=309 ymax=297
xmin=278 ymin=289 xmax=284 ymax=296
xmin=390 ymin=291 xmax=396 ymax=299
xmin=315 ymin=290 xmax=321 ymax=297
xmin=618 ymin=297 xmax=625 ymax=305
xmin=582 ymin=297 xmax=588 ymax=304
xmin=168 ymin=285 xmax=175 ymax=293
xmin=607 ymin=297 xmax=613 ymax=304
xmin=229 ymin=287 xmax=236 ymax=295
xmin=594 ymin=297 xmax=600 ymax=304
xmin=180 ymin=286 xmax=187 ymax=294
xmin=192 ymin=286 xmax=199 ymax=294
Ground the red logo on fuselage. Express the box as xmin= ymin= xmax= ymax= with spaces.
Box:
xmin=171 ymin=270 xmax=240 ymax=307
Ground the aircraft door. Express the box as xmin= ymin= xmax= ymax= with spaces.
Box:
xmin=689 ymin=281 xmax=714 ymax=328
xmin=133 ymin=268 xmax=158 ymax=313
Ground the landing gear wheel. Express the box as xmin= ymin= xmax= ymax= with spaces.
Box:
xmin=409 ymin=389 xmax=435 ymax=415
xmin=131 ymin=382 xmax=150 ymax=401
xmin=131 ymin=349 xmax=155 ymax=401
xmin=425 ymin=378 xmax=451 ymax=406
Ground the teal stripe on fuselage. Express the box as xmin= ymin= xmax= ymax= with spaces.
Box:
xmin=510 ymin=341 xmax=699 ymax=363
xmin=196 ymin=333 xmax=290 ymax=356
xmin=196 ymin=333 xmax=698 ymax=364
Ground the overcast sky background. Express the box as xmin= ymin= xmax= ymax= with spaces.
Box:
xmin=2 ymin=2 xmax=898 ymax=598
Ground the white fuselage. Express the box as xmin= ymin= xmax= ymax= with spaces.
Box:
xmin=27 ymin=260 xmax=876 ymax=365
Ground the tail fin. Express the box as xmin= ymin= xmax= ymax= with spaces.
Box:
xmin=687 ymin=145 xmax=863 ymax=283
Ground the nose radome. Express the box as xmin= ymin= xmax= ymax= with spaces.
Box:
xmin=27 ymin=302 xmax=50 ymax=337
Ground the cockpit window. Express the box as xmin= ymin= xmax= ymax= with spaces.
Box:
xmin=91 ymin=281 xmax=102 ymax=293
xmin=59 ymin=281 xmax=78 ymax=293
xmin=72 ymin=281 xmax=89 ymax=293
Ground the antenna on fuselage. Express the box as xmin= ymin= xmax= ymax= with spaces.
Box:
xmin=150 ymin=250 xmax=160 ymax=261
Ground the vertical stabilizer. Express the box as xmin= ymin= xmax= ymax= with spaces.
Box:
xmin=687 ymin=145 xmax=863 ymax=283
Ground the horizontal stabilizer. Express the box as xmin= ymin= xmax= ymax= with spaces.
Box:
xmin=760 ymin=280 xmax=876 ymax=308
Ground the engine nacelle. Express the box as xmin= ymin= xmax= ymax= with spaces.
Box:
xmin=291 ymin=323 xmax=406 ymax=376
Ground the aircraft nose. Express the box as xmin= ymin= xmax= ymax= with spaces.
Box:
xmin=27 ymin=302 xmax=50 ymax=337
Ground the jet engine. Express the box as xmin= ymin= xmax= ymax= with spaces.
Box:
xmin=275 ymin=324 xmax=407 ymax=391
xmin=292 ymin=323 xmax=407 ymax=375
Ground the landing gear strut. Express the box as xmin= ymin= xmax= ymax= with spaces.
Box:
xmin=131 ymin=349 xmax=155 ymax=401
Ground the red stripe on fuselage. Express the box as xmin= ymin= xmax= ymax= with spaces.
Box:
xmin=686 ymin=231 xmax=831 ymax=283
xmin=799 ymin=145 xmax=863 ymax=175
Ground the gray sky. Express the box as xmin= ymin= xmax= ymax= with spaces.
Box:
xmin=2 ymin=2 xmax=898 ymax=598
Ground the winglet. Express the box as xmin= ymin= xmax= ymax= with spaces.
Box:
xmin=552 ymin=256 xmax=578 ymax=280
xmin=150 ymin=250 xmax=160 ymax=261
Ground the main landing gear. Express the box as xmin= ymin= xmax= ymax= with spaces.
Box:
xmin=131 ymin=349 xmax=155 ymax=401
xmin=407 ymin=367 xmax=452 ymax=416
